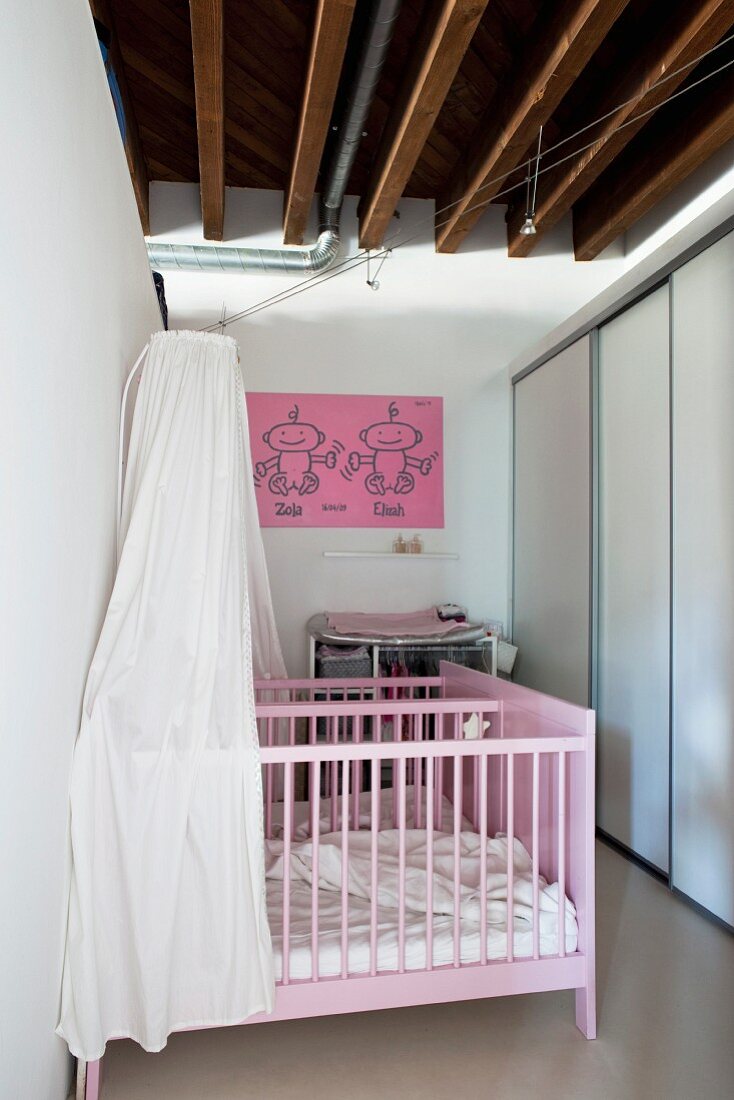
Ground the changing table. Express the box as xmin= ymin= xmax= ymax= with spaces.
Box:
xmin=307 ymin=613 xmax=497 ymax=678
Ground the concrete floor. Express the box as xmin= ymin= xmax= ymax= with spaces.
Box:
xmin=101 ymin=843 xmax=734 ymax=1099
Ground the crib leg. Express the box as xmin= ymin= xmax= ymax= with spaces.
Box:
xmin=575 ymin=986 xmax=596 ymax=1040
xmin=77 ymin=1057 xmax=103 ymax=1100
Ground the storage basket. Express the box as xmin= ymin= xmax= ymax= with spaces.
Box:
xmin=316 ymin=645 xmax=372 ymax=680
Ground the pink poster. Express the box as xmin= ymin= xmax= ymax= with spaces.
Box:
xmin=247 ymin=393 xmax=444 ymax=528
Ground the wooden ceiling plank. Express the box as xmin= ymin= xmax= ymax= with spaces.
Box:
xmin=360 ymin=1 xmax=489 ymax=249
xmin=225 ymin=111 xmax=292 ymax=176
xmin=226 ymin=56 xmax=296 ymax=131
xmin=147 ymin=159 xmax=190 ymax=183
xmin=127 ymin=67 xmax=198 ymax=178
xmin=121 ymin=43 xmax=195 ymax=109
xmin=90 ymin=0 xmax=150 ymax=233
xmin=225 ymin=42 xmax=302 ymax=132
xmin=226 ymin=145 xmax=286 ymax=191
xmin=135 ymin=96 xmax=196 ymax=150
xmin=246 ymin=0 xmax=311 ymax=48
xmin=573 ymin=68 xmax=734 ymax=259
xmin=413 ymin=129 xmax=459 ymax=176
xmin=126 ymin=71 xmax=196 ymax=132
xmin=470 ymin=14 xmax=515 ymax=75
xmin=116 ymin=0 xmax=192 ymax=49
xmin=138 ymin=124 xmax=199 ymax=179
xmin=227 ymin=8 xmax=314 ymax=102
xmin=283 ymin=0 xmax=357 ymax=245
xmin=189 ymin=0 xmax=225 ymax=239
xmin=435 ymin=0 xmax=631 ymax=254
xmin=113 ymin=1 xmax=192 ymax=67
xmin=445 ymin=68 xmax=492 ymax=123
xmin=507 ymin=0 xmax=734 ymax=257
xmin=224 ymin=74 xmax=296 ymax=151
xmin=450 ymin=38 xmax=498 ymax=100
xmin=408 ymin=160 xmax=445 ymax=196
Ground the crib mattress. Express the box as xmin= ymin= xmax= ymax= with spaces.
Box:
xmin=264 ymin=789 xmax=578 ymax=982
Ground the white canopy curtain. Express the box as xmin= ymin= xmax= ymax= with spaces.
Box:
xmin=58 ymin=330 xmax=285 ymax=1060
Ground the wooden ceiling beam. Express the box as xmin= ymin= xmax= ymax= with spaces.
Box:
xmin=89 ymin=0 xmax=150 ymax=234
xmin=435 ymin=0 xmax=631 ymax=254
xmin=283 ymin=0 xmax=357 ymax=245
xmin=507 ymin=0 xmax=734 ymax=257
xmin=189 ymin=0 xmax=225 ymax=240
xmin=573 ymin=67 xmax=734 ymax=259
xmin=358 ymin=0 xmax=490 ymax=250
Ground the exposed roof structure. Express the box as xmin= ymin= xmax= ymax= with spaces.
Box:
xmin=91 ymin=0 xmax=734 ymax=258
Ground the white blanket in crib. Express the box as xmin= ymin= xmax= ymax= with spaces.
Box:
xmin=264 ymin=791 xmax=577 ymax=980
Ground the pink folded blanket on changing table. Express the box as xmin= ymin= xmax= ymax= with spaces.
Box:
xmin=326 ymin=608 xmax=465 ymax=637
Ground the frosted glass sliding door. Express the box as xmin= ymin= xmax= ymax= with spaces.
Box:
xmin=596 ymin=285 xmax=670 ymax=873
xmin=513 ymin=337 xmax=591 ymax=707
xmin=672 ymin=233 xmax=734 ymax=926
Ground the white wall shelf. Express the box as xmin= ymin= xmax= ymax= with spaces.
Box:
xmin=323 ymin=551 xmax=459 ymax=560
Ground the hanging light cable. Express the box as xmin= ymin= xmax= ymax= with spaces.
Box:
xmin=520 ymin=126 xmax=543 ymax=236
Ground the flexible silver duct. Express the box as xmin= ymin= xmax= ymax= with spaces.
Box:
xmin=147 ymin=0 xmax=402 ymax=276
xmin=146 ymin=231 xmax=340 ymax=276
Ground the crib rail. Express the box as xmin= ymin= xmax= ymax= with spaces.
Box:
xmin=259 ymin=737 xmax=583 ymax=760
xmin=255 ymin=676 xmax=442 ymax=705
xmin=256 ymin=697 xmax=502 ymax=718
xmin=256 ymin=676 xmax=443 ymax=687
xmin=259 ymin=733 xmax=586 ymax=989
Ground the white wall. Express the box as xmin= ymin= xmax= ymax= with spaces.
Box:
xmin=150 ymin=184 xmax=629 ymax=674
xmin=0 ymin=3 xmax=162 ymax=1097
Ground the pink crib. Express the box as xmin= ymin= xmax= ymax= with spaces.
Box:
xmin=81 ymin=663 xmax=595 ymax=1099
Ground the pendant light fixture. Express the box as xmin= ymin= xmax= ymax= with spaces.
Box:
xmin=520 ymin=126 xmax=543 ymax=236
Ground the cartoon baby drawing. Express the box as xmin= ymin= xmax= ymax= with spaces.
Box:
xmin=255 ymin=405 xmax=336 ymax=496
xmin=348 ymin=401 xmax=434 ymax=495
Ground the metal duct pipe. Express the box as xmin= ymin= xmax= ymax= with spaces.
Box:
xmin=319 ymin=0 xmax=402 ymax=233
xmin=147 ymin=0 xmax=402 ymax=276
xmin=146 ymin=231 xmax=340 ymax=276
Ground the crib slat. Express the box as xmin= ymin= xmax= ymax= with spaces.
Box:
xmin=426 ymin=754 xmax=434 ymax=971
xmin=282 ymin=762 xmax=293 ymax=985
xmin=473 ymin=739 xmax=479 ymax=833
xmin=435 ymin=717 xmax=443 ymax=825
xmin=331 ymin=715 xmax=339 ymax=833
xmin=407 ymin=711 xmax=413 ymax=789
xmin=398 ymin=755 xmax=407 ymax=974
xmin=341 ymin=761 xmax=350 ymax=979
xmin=370 ymin=758 xmax=379 ymax=977
xmin=558 ymin=750 xmax=566 ymax=959
xmin=414 ymin=713 xmax=423 ymax=829
xmin=532 ymin=752 xmax=540 ymax=960
xmin=311 ymin=762 xmax=320 ymax=983
xmin=265 ymin=717 xmax=273 ymax=840
xmin=506 ymin=754 xmax=515 ymax=962
xmin=479 ymin=753 xmax=488 ymax=966
xmin=453 ymin=742 xmax=462 ymax=968
xmin=352 ymin=715 xmax=362 ymax=829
